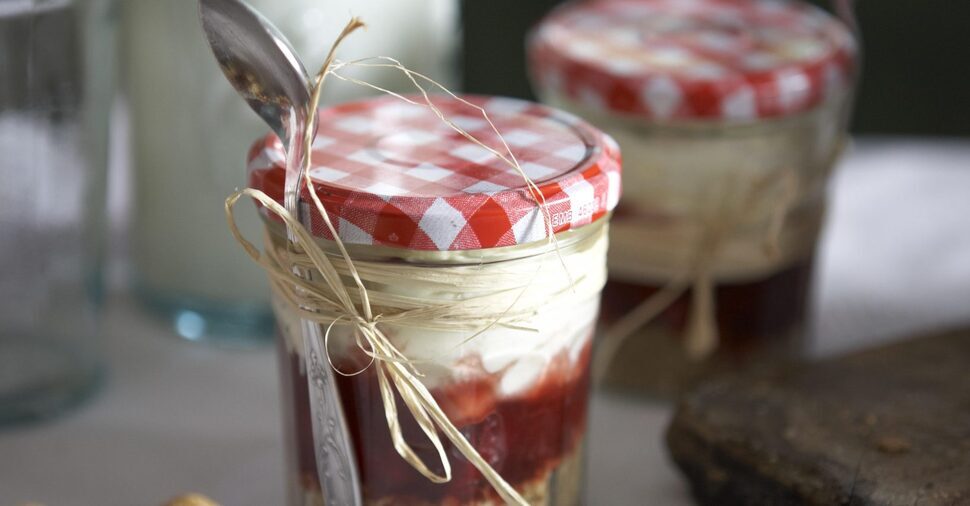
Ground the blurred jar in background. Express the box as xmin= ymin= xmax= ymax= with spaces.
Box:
xmin=121 ymin=0 xmax=458 ymax=345
xmin=0 ymin=0 xmax=116 ymax=423
xmin=529 ymin=0 xmax=858 ymax=398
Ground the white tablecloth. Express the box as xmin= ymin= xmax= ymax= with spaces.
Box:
xmin=2 ymin=138 xmax=969 ymax=506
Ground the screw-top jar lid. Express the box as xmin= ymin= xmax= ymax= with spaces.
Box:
xmin=528 ymin=0 xmax=857 ymax=122
xmin=247 ymin=95 xmax=622 ymax=251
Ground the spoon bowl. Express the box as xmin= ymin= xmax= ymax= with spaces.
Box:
xmin=198 ymin=0 xmax=310 ymax=143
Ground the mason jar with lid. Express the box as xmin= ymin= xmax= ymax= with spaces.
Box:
xmin=528 ymin=0 xmax=858 ymax=397
xmin=240 ymin=95 xmax=620 ymax=504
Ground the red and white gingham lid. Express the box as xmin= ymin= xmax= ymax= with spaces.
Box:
xmin=528 ymin=0 xmax=858 ymax=122
xmin=247 ymin=95 xmax=622 ymax=251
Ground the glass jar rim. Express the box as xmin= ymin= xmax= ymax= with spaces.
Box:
xmin=538 ymin=86 xmax=854 ymax=133
xmin=263 ymin=213 xmax=609 ymax=267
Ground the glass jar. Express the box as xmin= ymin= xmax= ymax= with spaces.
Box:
xmin=243 ymin=96 xmax=621 ymax=505
xmin=0 ymin=0 xmax=116 ymax=423
xmin=120 ymin=0 xmax=458 ymax=344
xmin=529 ymin=0 xmax=858 ymax=398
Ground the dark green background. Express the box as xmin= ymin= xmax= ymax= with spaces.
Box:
xmin=462 ymin=0 xmax=970 ymax=136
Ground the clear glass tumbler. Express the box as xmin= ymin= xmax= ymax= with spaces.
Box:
xmin=0 ymin=0 xmax=116 ymax=424
xmin=120 ymin=0 xmax=457 ymax=346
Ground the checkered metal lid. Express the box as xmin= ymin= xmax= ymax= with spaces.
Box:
xmin=247 ymin=95 xmax=622 ymax=251
xmin=528 ymin=0 xmax=858 ymax=122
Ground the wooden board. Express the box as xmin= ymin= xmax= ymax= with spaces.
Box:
xmin=666 ymin=329 xmax=970 ymax=506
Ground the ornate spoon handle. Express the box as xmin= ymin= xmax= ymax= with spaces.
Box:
xmin=304 ymin=322 xmax=363 ymax=505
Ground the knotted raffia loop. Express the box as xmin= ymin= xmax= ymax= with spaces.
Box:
xmin=682 ymin=166 xmax=801 ymax=358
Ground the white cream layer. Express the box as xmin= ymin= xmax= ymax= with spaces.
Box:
xmin=274 ymin=291 xmax=599 ymax=397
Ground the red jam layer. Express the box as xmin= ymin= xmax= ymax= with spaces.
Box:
xmin=281 ymin=339 xmax=593 ymax=504
xmin=599 ymin=258 xmax=814 ymax=359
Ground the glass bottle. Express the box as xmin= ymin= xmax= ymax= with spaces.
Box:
xmin=0 ymin=0 xmax=117 ymax=423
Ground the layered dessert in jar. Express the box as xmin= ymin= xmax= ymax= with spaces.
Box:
xmin=529 ymin=0 xmax=858 ymax=397
xmin=246 ymin=95 xmax=621 ymax=504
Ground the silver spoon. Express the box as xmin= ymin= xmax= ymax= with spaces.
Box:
xmin=197 ymin=0 xmax=308 ymax=144
xmin=198 ymin=1 xmax=362 ymax=504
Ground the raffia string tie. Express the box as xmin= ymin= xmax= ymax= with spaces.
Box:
xmin=597 ymin=138 xmax=847 ymax=379
xmin=593 ymin=166 xmax=801 ymax=381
